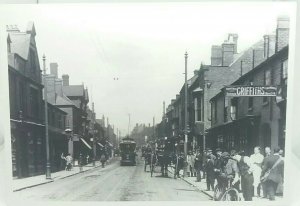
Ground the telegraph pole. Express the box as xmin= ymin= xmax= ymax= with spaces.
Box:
xmin=92 ymin=102 xmax=96 ymax=166
xmin=184 ymin=51 xmax=188 ymax=178
xmin=43 ymin=54 xmax=51 ymax=179
xmin=128 ymin=114 xmax=131 ymax=137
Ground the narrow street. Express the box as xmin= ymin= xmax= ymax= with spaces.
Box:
xmin=14 ymin=155 xmax=211 ymax=201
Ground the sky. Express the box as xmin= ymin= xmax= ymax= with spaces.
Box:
xmin=0 ymin=2 xmax=296 ymax=136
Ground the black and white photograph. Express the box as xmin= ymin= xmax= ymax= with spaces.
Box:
xmin=0 ymin=1 xmax=298 ymax=203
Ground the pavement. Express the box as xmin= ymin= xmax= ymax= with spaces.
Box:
xmin=168 ymin=166 xmax=284 ymax=202
xmin=12 ymin=158 xmax=117 ymax=192
xmin=12 ymin=156 xmax=210 ymax=201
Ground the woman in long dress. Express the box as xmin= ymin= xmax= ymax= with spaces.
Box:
xmin=250 ymin=146 xmax=264 ymax=197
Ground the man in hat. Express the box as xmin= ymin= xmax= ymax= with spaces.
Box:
xmin=218 ymin=151 xmax=240 ymax=193
xmin=194 ymin=148 xmax=203 ymax=182
xmin=214 ymin=148 xmax=223 ymax=186
xmin=205 ymin=148 xmax=215 ymax=191
xmin=233 ymin=150 xmax=254 ymax=201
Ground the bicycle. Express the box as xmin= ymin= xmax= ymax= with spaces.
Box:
xmin=213 ymin=177 xmax=241 ymax=201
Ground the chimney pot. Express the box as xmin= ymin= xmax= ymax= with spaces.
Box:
xmin=62 ymin=74 xmax=69 ymax=86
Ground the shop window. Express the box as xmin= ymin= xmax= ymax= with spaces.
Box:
xmin=230 ymin=98 xmax=238 ymax=120
xmin=248 ymin=97 xmax=253 ymax=110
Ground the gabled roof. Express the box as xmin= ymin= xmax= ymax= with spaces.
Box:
xmin=63 ymin=85 xmax=85 ymax=97
xmin=55 ymin=94 xmax=77 ymax=107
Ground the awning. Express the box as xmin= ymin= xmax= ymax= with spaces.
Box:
xmin=80 ymin=138 xmax=92 ymax=150
xmin=97 ymin=143 xmax=104 ymax=147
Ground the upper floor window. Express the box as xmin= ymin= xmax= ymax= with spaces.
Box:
xmin=263 ymin=69 xmax=272 ymax=103
xmin=282 ymin=59 xmax=288 ymax=85
xmin=30 ymin=49 xmax=36 ymax=74
xmin=29 ymin=87 xmax=39 ymax=118
xmin=264 ymin=69 xmax=272 ymax=86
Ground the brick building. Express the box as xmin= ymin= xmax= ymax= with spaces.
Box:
xmin=45 ymin=63 xmax=92 ymax=163
xmin=207 ymin=16 xmax=289 ymax=154
xmin=7 ymin=23 xmax=46 ymax=178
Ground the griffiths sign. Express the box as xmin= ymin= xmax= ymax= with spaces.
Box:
xmin=225 ymin=86 xmax=277 ymax=97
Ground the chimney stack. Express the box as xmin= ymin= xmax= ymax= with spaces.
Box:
xmin=211 ymin=45 xmax=222 ymax=66
xmin=228 ymin=33 xmax=238 ymax=54
xmin=276 ymin=16 xmax=290 ymax=52
xmin=62 ymin=74 xmax=69 ymax=86
xmin=222 ymin=41 xmax=235 ymax=66
xmin=50 ymin=63 xmax=58 ymax=78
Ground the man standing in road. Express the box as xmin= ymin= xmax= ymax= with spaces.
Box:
xmin=250 ymin=146 xmax=264 ymax=197
xmin=261 ymin=147 xmax=284 ymax=201
xmin=262 ymin=146 xmax=272 ymax=198
xmin=214 ymin=148 xmax=223 ymax=187
xmin=233 ymin=150 xmax=254 ymax=201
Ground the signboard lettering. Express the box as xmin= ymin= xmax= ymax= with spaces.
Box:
xmin=225 ymin=86 xmax=277 ymax=97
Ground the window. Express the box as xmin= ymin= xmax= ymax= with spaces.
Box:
xmin=29 ymin=87 xmax=39 ymax=118
xmin=264 ymin=69 xmax=272 ymax=86
xmin=30 ymin=49 xmax=36 ymax=75
xmin=19 ymin=82 xmax=27 ymax=115
xmin=264 ymin=69 xmax=272 ymax=103
xmin=194 ymin=97 xmax=202 ymax=122
xmin=211 ymin=102 xmax=217 ymax=124
xmin=230 ymin=98 xmax=238 ymax=120
xmin=224 ymin=96 xmax=228 ymax=122
xmin=248 ymin=97 xmax=253 ymax=110
xmin=282 ymin=59 xmax=288 ymax=85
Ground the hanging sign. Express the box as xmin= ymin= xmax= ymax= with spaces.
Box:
xmin=225 ymin=86 xmax=277 ymax=97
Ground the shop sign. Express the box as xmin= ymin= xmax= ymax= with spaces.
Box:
xmin=225 ymin=86 xmax=277 ymax=97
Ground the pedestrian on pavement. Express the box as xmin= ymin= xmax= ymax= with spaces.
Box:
xmin=187 ymin=151 xmax=195 ymax=177
xmin=202 ymin=149 xmax=207 ymax=179
xmin=233 ymin=150 xmax=254 ymax=201
xmin=100 ymin=153 xmax=106 ymax=168
xmin=261 ymin=146 xmax=272 ymax=198
xmin=205 ymin=149 xmax=215 ymax=191
xmin=61 ymin=153 xmax=73 ymax=171
xmin=194 ymin=148 xmax=203 ymax=182
xmin=214 ymin=148 xmax=223 ymax=187
xmin=250 ymin=146 xmax=264 ymax=197
xmin=260 ymin=147 xmax=284 ymax=201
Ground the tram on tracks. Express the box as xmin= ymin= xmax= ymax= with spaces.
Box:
xmin=119 ymin=137 xmax=137 ymax=166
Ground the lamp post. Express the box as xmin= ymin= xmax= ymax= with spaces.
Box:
xmin=183 ymin=51 xmax=188 ymax=177
xmin=43 ymin=54 xmax=51 ymax=179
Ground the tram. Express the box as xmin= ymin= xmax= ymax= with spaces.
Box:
xmin=119 ymin=137 xmax=137 ymax=166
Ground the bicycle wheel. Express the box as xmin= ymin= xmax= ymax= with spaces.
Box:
xmin=213 ymin=184 xmax=223 ymax=201
xmin=221 ymin=188 xmax=240 ymax=201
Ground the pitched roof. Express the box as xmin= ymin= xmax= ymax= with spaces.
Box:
xmin=63 ymin=85 xmax=85 ymax=97
xmin=55 ymin=94 xmax=77 ymax=107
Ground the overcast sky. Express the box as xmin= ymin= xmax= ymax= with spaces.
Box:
xmin=0 ymin=2 xmax=295 ymax=136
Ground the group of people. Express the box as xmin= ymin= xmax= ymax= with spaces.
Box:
xmin=187 ymin=146 xmax=284 ymax=201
